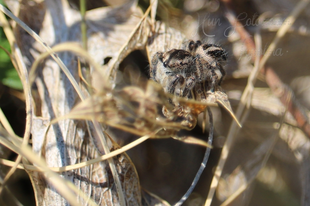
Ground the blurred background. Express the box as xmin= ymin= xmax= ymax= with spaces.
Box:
xmin=1 ymin=0 xmax=309 ymax=205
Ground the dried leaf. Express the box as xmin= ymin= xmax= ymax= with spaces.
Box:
xmin=206 ymin=91 xmax=242 ymax=128
xmin=172 ymin=136 xmax=212 ymax=148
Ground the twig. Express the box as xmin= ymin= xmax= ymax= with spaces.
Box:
xmin=174 ymin=107 xmax=214 ymax=206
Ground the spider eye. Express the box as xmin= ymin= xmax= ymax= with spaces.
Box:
xmin=188 ymin=40 xmax=195 ymax=51
xmin=207 ymin=50 xmax=227 ymax=61
xmin=195 ymin=40 xmax=202 ymax=46
xmin=202 ymin=44 xmax=213 ymax=50
xmin=158 ymin=52 xmax=164 ymax=60
xmin=202 ymin=45 xmax=227 ymax=62
xmin=222 ymin=52 xmax=228 ymax=61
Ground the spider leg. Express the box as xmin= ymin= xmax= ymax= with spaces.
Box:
xmin=194 ymin=55 xmax=204 ymax=82
xmin=210 ymin=68 xmax=218 ymax=92
xmin=183 ymin=76 xmax=196 ymax=97
xmin=217 ymin=65 xmax=226 ymax=86
xmin=192 ymin=82 xmax=206 ymax=101
xmin=150 ymin=52 xmax=164 ymax=80
xmin=167 ymin=74 xmax=185 ymax=96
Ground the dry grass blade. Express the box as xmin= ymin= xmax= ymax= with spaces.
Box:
xmin=150 ymin=0 xmax=158 ymax=27
xmin=1 ymin=122 xmax=102 ymax=206
xmin=0 ymin=4 xmax=85 ymax=100
xmin=0 ymin=109 xmax=20 ymax=139
xmin=212 ymin=91 xmax=242 ymax=128
xmin=171 ymin=136 xmax=212 ymax=148
xmin=0 ymin=123 xmax=100 ymax=206
xmin=28 ymin=42 xmax=103 ymax=98
xmin=0 ymin=155 xmax=22 ymax=194
xmin=0 ymin=128 xmax=96 ymax=206
xmin=0 ymin=6 xmax=34 ymax=199
xmin=0 ymin=11 xmax=101 ymax=205
xmin=0 ymin=158 xmax=24 ymax=170
xmin=0 ymin=134 xmax=151 ymax=172
xmin=0 ymin=181 xmax=23 ymax=206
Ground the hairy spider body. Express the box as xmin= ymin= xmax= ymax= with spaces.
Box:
xmin=150 ymin=50 xmax=196 ymax=97
xmin=150 ymin=40 xmax=227 ymax=99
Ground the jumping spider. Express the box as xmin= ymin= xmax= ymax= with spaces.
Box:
xmin=150 ymin=40 xmax=227 ymax=99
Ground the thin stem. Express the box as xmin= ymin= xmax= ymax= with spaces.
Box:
xmin=174 ymin=107 xmax=214 ymax=206
xmin=80 ymin=0 xmax=87 ymax=50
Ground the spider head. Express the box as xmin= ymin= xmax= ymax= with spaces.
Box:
xmin=162 ymin=49 xmax=193 ymax=70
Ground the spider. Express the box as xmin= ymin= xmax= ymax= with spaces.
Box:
xmin=183 ymin=40 xmax=227 ymax=91
xmin=150 ymin=49 xmax=195 ymax=98
xmin=150 ymin=40 xmax=227 ymax=99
